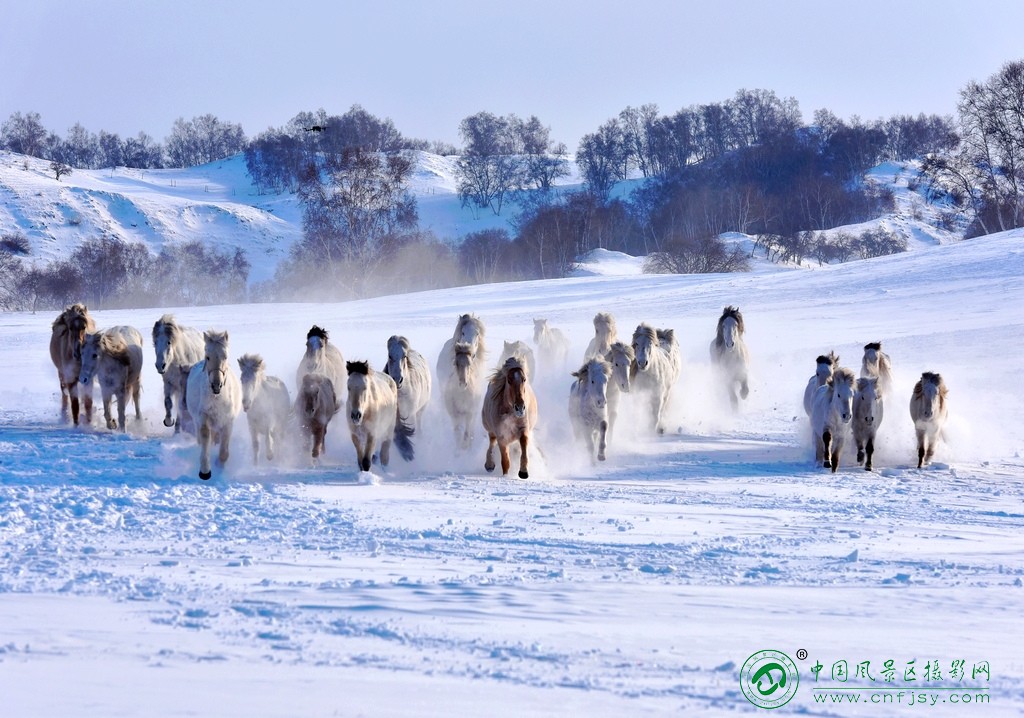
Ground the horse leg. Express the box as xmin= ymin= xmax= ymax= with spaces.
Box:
xmin=266 ymin=426 xmax=276 ymax=462
xmin=133 ymin=380 xmax=142 ymax=422
xmin=856 ymin=441 xmax=865 ymax=465
xmin=485 ymin=434 xmax=497 ymax=473
xmin=916 ymin=428 xmax=926 ymax=468
xmin=218 ymin=423 xmax=232 ymax=466
xmin=59 ymin=375 xmax=70 ymax=422
xmin=163 ymin=377 xmax=175 ymax=428
xmin=116 ymin=388 xmax=128 ymax=433
xmin=864 ymin=437 xmax=874 ymax=472
xmin=821 ymin=430 xmax=832 ymax=469
xmin=500 ymin=442 xmax=512 ymax=476
xmin=249 ymin=422 xmax=260 ymax=464
xmin=68 ymin=379 xmax=80 ymax=425
xmin=597 ymin=420 xmax=608 ymax=462
xmin=740 ymin=376 xmax=749 ymax=400
xmin=729 ymin=386 xmax=739 ymax=412
xmin=198 ymin=422 xmax=212 ymax=480
xmin=924 ymin=430 xmax=936 ymax=465
xmin=518 ymin=433 xmax=529 ymax=479
xmin=380 ymin=438 xmax=391 ymax=467
xmin=361 ymin=435 xmax=376 ymax=472
xmin=652 ymin=395 xmax=665 ymax=435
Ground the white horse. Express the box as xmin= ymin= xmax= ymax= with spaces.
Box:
xmin=803 ymin=351 xmax=839 ymax=416
xmin=346 ymin=360 xmax=414 ymax=472
xmin=569 ymin=357 xmax=611 ymax=462
xmin=533 ymin=318 xmax=570 ymax=370
xmin=443 ymin=341 xmax=484 ymax=450
xmin=910 ymin=372 xmax=949 ymax=468
xmin=498 ymin=339 xmax=537 ymax=381
xmin=186 ymin=331 xmax=242 ymax=480
xmin=605 ymin=341 xmax=634 ymax=442
xmin=296 ymin=325 xmax=346 ymax=409
xmin=237 ymin=353 xmax=291 ymax=465
xmin=810 ymin=367 xmax=856 ymax=472
xmin=631 ymin=324 xmax=680 ymax=435
xmin=152 ymin=314 xmax=204 ymax=433
xmin=384 ymin=335 xmax=431 ymax=431
xmin=708 ymin=306 xmax=750 ymax=410
xmin=296 ymin=374 xmax=338 ymax=461
xmin=78 ymin=326 xmax=144 ymax=432
xmin=51 ymin=303 xmax=96 ymax=426
xmin=584 ymin=312 xmax=617 ymax=361
xmin=436 ymin=314 xmax=486 ymax=386
xmin=852 ymin=377 xmax=884 ymax=471
xmin=861 ymin=342 xmax=893 ymax=396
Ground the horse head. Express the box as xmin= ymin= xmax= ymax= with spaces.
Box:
xmin=306 ymin=325 xmax=329 ymax=356
xmin=532 ymin=318 xmax=548 ymax=344
xmin=915 ymin=372 xmax=947 ymax=421
xmin=575 ymin=359 xmax=610 ymax=410
xmin=504 ymin=362 xmax=529 ymax=418
xmin=237 ymin=353 xmax=264 ymax=411
xmin=78 ymin=331 xmax=102 ymax=384
xmin=607 ymin=342 xmax=634 ymax=393
xmin=453 ymin=342 xmax=474 ymax=388
xmin=832 ymin=368 xmax=856 ymax=424
xmin=631 ymin=325 xmax=658 ymax=371
xmin=386 ymin=336 xmax=409 ymax=388
xmin=346 ymin=360 xmax=371 ymax=424
xmin=152 ymin=315 xmax=179 ymax=374
xmin=203 ymin=330 xmax=230 ymax=395
xmin=717 ymin=307 xmax=743 ymax=349
xmin=855 ymin=377 xmax=881 ymax=425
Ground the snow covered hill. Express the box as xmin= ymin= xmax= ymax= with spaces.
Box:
xmin=0 ymin=232 xmax=1021 ymax=716
xmin=0 ymin=149 xmax=959 ymax=284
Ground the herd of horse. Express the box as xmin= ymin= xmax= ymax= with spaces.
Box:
xmin=48 ymin=303 xmax=950 ymax=480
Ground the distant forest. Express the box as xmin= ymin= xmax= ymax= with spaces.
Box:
xmin=2 ymin=58 xmax=1022 ymax=308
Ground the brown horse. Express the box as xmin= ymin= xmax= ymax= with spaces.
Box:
xmin=481 ymin=357 xmax=538 ymax=479
xmin=49 ymin=303 xmax=96 ymax=425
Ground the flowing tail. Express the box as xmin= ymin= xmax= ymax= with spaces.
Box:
xmin=393 ymin=414 xmax=415 ymax=462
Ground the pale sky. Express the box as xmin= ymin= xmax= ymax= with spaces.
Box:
xmin=2 ymin=0 xmax=1023 ymax=150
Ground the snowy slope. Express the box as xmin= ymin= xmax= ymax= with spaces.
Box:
xmin=0 ymin=232 xmax=1022 ymax=716
xmin=1 ymin=149 xmax=958 ymax=284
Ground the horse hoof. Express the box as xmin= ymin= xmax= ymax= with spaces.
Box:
xmin=485 ymin=463 xmax=495 ymax=473
xmin=865 ymin=464 xmax=873 ymax=472
xmin=518 ymin=470 xmax=529 ymax=479
xmin=822 ymin=461 xmax=831 ymax=468
xmin=163 ymin=417 xmax=175 ymax=428
xmin=598 ymin=454 xmax=606 ymax=462
xmin=360 ymin=459 xmax=371 ymax=472
xmin=199 ymin=470 xmax=212 ymax=480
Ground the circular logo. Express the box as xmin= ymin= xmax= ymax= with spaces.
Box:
xmin=740 ymin=649 xmax=800 ymax=709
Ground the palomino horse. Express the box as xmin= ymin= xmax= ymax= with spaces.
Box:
xmin=152 ymin=314 xmax=204 ymax=432
xmin=605 ymin=341 xmax=634 ymax=442
xmin=585 ymin=312 xmax=617 ymax=361
xmin=861 ymin=342 xmax=893 ymax=396
xmin=853 ymin=377 xmax=884 ymax=471
xmin=436 ymin=314 xmax=486 ymax=385
xmin=443 ymin=342 xmax=483 ymax=450
xmin=346 ymin=361 xmax=414 ymax=472
xmin=296 ymin=373 xmax=338 ymax=461
xmin=498 ymin=339 xmax=536 ymax=381
xmin=296 ymin=325 xmax=346 ymax=409
xmin=631 ymin=324 xmax=680 ymax=435
xmin=910 ymin=372 xmax=949 ymax=468
xmin=569 ymin=357 xmax=611 ymax=462
xmin=78 ymin=326 xmax=144 ymax=432
xmin=709 ymin=306 xmax=750 ymax=411
xmin=50 ymin=303 xmax=95 ymax=425
xmin=533 ymin=318 xmax=570 ymax=370
xmin=237 ymin=353 xmax=291 ymax=464
xmin=186 ymin=331 xmax=242 ymax=480
xmin=482 ymin=357 xmax=538 ymax=479
xmin=810 ymin=367 xmax=856 ymax=472
xmin=384 ymin=335 xmax=432 ymax=431
xmin=803 ymin=351 xmax=839 ymax=416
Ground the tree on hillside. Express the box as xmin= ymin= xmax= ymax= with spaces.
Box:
xmin=456 ymin=111 xmax=522 ymax=216
xmin=0 ymin=111 xmax=49 ymax=157
xmin=576 ymin=119 xmax=628 ymax=200
xmin=97 ymin=130 xmax=124 ymax=168
xmin=166 ymin=114 xmax=246 ymax=167
xmin=925 ymin=59 xmax=1024 ymax=236
xmin=50 ymin=160 xmax=73 ymax=181
xmin=122 ymin=132 xmax=164 ymax=168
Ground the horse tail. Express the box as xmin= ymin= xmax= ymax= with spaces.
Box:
xmin=393 ymin=413 xmax=415 ymax=462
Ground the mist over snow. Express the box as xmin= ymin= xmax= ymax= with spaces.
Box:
xmin=0 ymin=226 xmax=1022 ymax=715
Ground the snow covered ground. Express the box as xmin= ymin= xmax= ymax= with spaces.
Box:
xmin=1 ymin=231 xmax=1022 ymax=715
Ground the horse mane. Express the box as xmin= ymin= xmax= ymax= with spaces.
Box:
xmin=486 ymin=357 xmax=526 ymax=405
xmin=913 ymin=372 xmax=948 ymax=401
xmin=307 ymin=325 xmax=329 ymax=343
xmin=387 ymin=335 xmax=410 ymax=356
xmin=237 ymin=353 xmax=264 ymax=374
xmin=864 ymin=341 xmax=882 ymax=351
xmin=204 ymin=330 xmax=229 ymax=348
xmin=856 ymin=377 xmax=878 ymax=393
xmin=594 ymin=312 xmax=615 ymax=332
xmin=607 ymin=341 xmax=635 ymax=362
xmin=633 ymin=324 xmax=657 ymax=343
xmin=656 ymin=328 xmax=676 ymax=346
xmin=716 ymin=306 xmax=744 ymax=340
xmin=816 ymin=352 xmax=839 ymax=366
xmin=53 ymin=303 xmax=90 ymax=331
xmin=832 ymin=367 xmax=857 ymax=388
xmin=574 ymin=357 xmax=611 ymax=382
xmin=99 ymin=331 xmax=133 ymax=365
xmin=346 ymin=360 xmax=370 ymax=376
xmin=152 ymin=314 xmax=179 ymax=342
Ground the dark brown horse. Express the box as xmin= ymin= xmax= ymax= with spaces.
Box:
xmin=49 ymin=303 xmax=95 ymax=425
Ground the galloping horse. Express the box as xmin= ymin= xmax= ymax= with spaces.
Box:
xmin=50 ymin=303 xmax=95 ymax=425
xmin=482 ymin=357 xmax=538 ymax=479
xmin=708 ymin=306 xmax=750 ymax=411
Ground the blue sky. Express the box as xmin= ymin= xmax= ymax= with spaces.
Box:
xmin=2 ymin=0 xmax=1023 ymax=150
